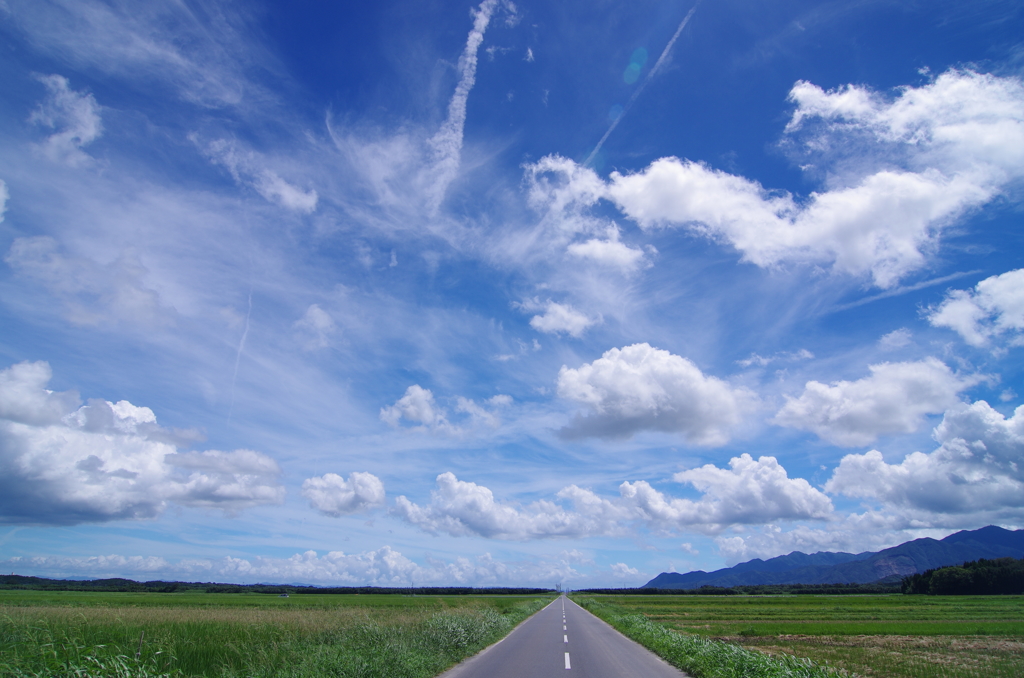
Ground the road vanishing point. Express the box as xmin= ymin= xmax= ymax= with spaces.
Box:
xmin=439 ymin=595 xmax=688 ymax=678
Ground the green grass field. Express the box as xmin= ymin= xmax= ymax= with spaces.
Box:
xmin=571 ymin=594 xmax=1024 ymax=678
xmin=0 ymin=590 xmax=554 ymax=677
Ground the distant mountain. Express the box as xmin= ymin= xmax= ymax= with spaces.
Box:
xmin=644 ymin=526 xmax=1024 ymax=589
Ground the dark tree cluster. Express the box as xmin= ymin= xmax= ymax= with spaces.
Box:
xmin=902 ymin=557 xmax=1024 ymax=595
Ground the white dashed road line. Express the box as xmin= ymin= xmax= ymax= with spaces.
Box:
xmin=564 ymin=652 xmax=571 ymax=669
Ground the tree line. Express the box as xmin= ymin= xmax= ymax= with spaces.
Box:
xmin=902 ymin=557 xmax=1024 ymax=595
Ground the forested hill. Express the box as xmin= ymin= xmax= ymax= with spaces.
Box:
xmin=645 ymin=525 xmax=1024 ymax=589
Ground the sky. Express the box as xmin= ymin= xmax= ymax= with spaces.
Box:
xmin=1 ymin=0 xmax=1023 ymax=588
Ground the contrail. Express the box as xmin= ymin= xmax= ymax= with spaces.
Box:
xmin=427 ymin=0 xmax=502 ymax=213
xmin=829 ymin=270 xmax=982 ymax=314
xmin=585 ymin=1 xmax=701 ymax=167
xmin=228 ymin=288 xmax=252 ymax=420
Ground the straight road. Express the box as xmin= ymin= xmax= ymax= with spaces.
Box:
xmin=439 ymin=595 xmax=688 ymax=678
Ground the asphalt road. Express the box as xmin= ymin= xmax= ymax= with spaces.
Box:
xmin=439 ymin=595 xmax=689 ymax=678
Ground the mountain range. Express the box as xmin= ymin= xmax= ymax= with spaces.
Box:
xmin=643 ymin=526 xmax=1024 ymax=589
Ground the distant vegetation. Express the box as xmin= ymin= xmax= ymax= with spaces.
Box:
xmin=0 ymin=574 xmax=551 ymax=596
xmin=902 ymin=557 xmax=1024 ymax=595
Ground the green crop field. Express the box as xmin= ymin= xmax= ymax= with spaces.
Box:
xmin=571 ymin=593 xmax=1024 ymax=678
xmin=0 ymin=590 xmax=554 ymax=678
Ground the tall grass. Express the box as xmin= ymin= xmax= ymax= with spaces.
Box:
xmin=0 ymin=596 xmax=550 ymax=678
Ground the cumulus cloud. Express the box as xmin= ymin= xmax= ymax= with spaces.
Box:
xmin=391 ymin=472 xmax=630 ymax=540
xmin=773 ymin=358 xmax=981 ymax=446
xmin=607 ymin=158 xmax=985 ymax=289
xmin=826 ymin=400 xmax=1024 ymax=520
xmin=378 ymin=387 xmax=446 ymax=430
xmin=294 ymin=304 xmax=336 ymax=350
xmin=5 ymin=236 xmax=173 ymax=327
xmin=557 ymin=343 xmax=757 ymax=444
xmin=380 ymin=385 xmax=452 ymax=431
xmin=0 ymin=361 xmax=283 ymax=525
xmin=927 ymin=269 xmax=1024 ymax=349
xmin=394 ymin=457 xmax=829 ymax=540
xmin=30 ymin=74 xmax=102 ymax=166
xmin=621 ymin=454 xmax=833 ymax=534
xmin=610 ymin=562 xmax=639 ymax=578
xmin=530 ymin=69 xmax=1024 ymax=289
xmin=201 ymin=138 xmax=318 ymax=212
xmin=526 ymin=300 xmax=599 ymax=337
xmin=380 ymin=386 xmax=511 ymax=432
xmin=302 ymin=472 xmax=386 ymax=516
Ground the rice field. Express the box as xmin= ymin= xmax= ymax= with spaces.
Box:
xmin=571 ymin=593 xmax=1024 ymax=678
xmin=0 ymin=590 xmax=553 ymax=677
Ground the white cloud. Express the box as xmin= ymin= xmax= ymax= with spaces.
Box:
xmin=557 ymin=343 xmax=757 ymax=444
xmin=607 ymin=158 xmax=987 ymax=289
xmin=524 ymin=154 xmax=605 ymax=218
xmin=566 ymin=225 xmax=651 ymax=272
xmin=531 ymin=69 xmax=1024 ymax=289
xmin=5 ymin=236 xmax=173 ymax=327
xmin=391 ymin=472 xmax=629 ymax=540
xmin=784 ymin=70 xmax=1024 ymax=180
xmin=201 ymin=138 xmax=318 ymax=213
xmin=879 ymin=328 xmax=913 ymax=350
xmin=0 ymin=361 xmax=284 ymax=525
xmin=394 ymin=456 xmax=829 ymax=540
xmin=610 ymin=562 xmax=639 ymax=578
xmin=294 ymin=304 xmax=336 ymax=350
xmin=30 ymin=74 xmax=102 ymax=167
xmin=826 ymin=400 xmax=1024 ymax=519
xmin=379 ymin=386 xmax=511 ymax=432
xmin=301 ymin=472 xmax=386 ymax=517
xmin=927 ymin=269 xmax=1024 ymax=348
xmin=773 ymin=358 xmax=981 ymax=446
xmin=620 ymin=454 xmax=833 ymax=533
xmin=527 ymin=300 xmax=599 ymax=337
xmin=379 ymin=385 xmax=452 ymax=431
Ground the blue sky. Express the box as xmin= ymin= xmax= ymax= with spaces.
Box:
xmin=1 ymin=0 xmax=1023 ymax=587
